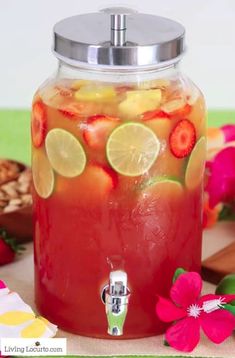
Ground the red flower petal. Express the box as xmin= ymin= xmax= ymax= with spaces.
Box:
xmin=166 ymin=317 xmax=200 ymax=352
xmin=156 ymin=296 xmax=186 ymax=322
xmin=0 ymin=281 xmax=6 ymax=289
xmin=170 ymin=272 xmax=202 ymax=308
xmin=221 ymin=124 xmax=235 ymax=143
xmin=200 ymin=309 xmax=235 ymax=344
xmin=206 ymin=147 xmax=235 ymax=207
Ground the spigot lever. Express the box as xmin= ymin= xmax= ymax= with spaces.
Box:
xmin=102 ymin=270 xmax=130 ymax=336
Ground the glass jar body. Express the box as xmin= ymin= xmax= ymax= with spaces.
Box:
xmin=32 ymin=62 xmax=206 ymax=338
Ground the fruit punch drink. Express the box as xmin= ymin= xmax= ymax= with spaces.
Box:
xmin=32 ymin=9 xmax=207 ymax=338
xmin=32 ymin=71 xmax=206 ymax=338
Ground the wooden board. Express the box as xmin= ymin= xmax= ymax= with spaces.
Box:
xmin=202 ymin=241 xmax=235 ymax=284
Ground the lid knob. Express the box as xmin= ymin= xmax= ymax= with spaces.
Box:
xmin=101 ymin=7 xmax=137 ymax=46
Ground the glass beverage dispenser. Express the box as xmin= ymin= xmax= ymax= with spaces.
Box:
xmin=32 ymin=8 xmax=206 ymax=338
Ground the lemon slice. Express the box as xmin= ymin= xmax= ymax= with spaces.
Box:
xmin=106 ymin=122 xmax=160 ymax=176
xmin=45 ymin=129 xmax=86 ymax=178
xmin=32 ymin=151 xmax=54 ymax=199
xmin=185 ymin=136 xmax=206 ymax=190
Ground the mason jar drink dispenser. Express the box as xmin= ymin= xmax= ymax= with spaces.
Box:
xmin=32 ymin=7 xmax=206 ymax=338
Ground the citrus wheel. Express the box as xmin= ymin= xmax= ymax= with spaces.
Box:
xmin=45 ymin=128 xmax=86 ymax=177
xmin=185 ymin=136 xmax=206 ymax=190
xmin=32 ymin=150 xmax=54 ymax=199
xmin=106 ymin=122 xmax=160 ymax=177
xmin=143 ymin=177 xmax=183 ymax=199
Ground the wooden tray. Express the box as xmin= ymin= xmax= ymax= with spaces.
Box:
xmin=202 ymin=241 xmax=235 ymax=284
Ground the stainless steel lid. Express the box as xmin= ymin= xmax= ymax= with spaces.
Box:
xmin=53 ymin=7 xmax=185 ymax=68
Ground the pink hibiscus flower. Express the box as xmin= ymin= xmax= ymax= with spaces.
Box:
xmin=156 ymin=272 xmax=235 ymax=352
xmin=206 ymin=147 xmax=235 ymax=208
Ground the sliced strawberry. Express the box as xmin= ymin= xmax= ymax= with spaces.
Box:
xmin=83 ymin=115 xmax=121 ymax=149
xmin=57 ymin=163 xmax=117 ymax=203
xmin=31 ymin=101 xmax=47 ymax=147
xmin=142 ymin=109 xmax=170 ymax=121
xmin=54 ymin=85 xmax=73 ymax=98
xmin=116 ymin=85 xmax=134 ymax=95
xmin=169 ymin=119 xmax=196 ymax=158
xmin=58 ymin=102 xmax=85 ymax=120
xmin=85 ymin=163 xmax=118 ymax=193
xmin=169 ymin=103 xmax=192 ymax=118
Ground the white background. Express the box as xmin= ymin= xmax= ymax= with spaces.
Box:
xmin=0 ymin=0 xmax=234 ymax=109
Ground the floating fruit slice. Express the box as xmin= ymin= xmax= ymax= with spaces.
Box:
xmin=142 ymin=109 xmax=170 ymax=121
xmin=161 ymin=99 xmax=191 ymax=118
xmin=106 ymin=122 xmax=160 ymax=177
xmin=58 ymin=102 xmax=83 ymax=120
xmin=83 ymin=115 xmax=121 ymax=149
xmin=187 ymin=86 xmax=200 ymax=105
xmin=45 ymin=129 xmax=86 ymax=177
xmin=143 ymin=119 xmax=172 ymax=141
xmin=75 ymin=85 xmax=116 ymax=102
xmin=119 ymin=89 xmax=162 ymax=118
xmin=185 ymin=136 xmax=206 ymax=190
xmin=142 ymin=177 xmax=183 ymax=199
xmin=56 ymin=164 xmax=117 ymax=203
xmin=54 ymin=85 xmax=73 ymax=98
xmin=31 ymin=101 xmax=47 ymax=148
xmin=207 ymin=127 xmax=224 ymax=150
xmin=138 ymin=79 xmax=170 ymax=90
xmin=71 ymin=79 xmax=91 ymax=90
xmin=170 ymin=119 xmax=196 ymax=158
xmin=142 ymin=110 xmax=172 ymax=140
xmin=32 ymin=150 xmax=54 ymax=199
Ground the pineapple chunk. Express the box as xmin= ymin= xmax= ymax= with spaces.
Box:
xmin=71 ymin=79 xmax=91 ymax=90
xmin=119 ymin=89 xmax=162 ymax=118
xmin=138 ymin=79 xmax=170 ymax=90
xmin=161 ymin=98 xmax=186 ymax=113
xmin=75 ymin=85 xmax=116 ymax=102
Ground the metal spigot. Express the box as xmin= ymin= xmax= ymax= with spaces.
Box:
xmin=102 ymin=270 xmax=130 ymax=336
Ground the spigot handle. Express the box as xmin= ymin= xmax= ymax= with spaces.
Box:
xmin=102 ymin=270 xmax=131 ymax=336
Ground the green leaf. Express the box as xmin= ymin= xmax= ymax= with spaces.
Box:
xmin=0 ymin=227 xmax=25 ymax=254
xmin=173 ymin=268 xmax=186 ymax=283
xmin=163 ymin=339 xmax=170 ymax=347
xmin=224 ymin=304 xmax=235 ymax=315
xmin=219 ymin=204 xmax=235 ymax=221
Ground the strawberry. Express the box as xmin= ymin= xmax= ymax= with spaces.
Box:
xmin=57 ymin=163 xmax=118 ymax=204
xmin=85 ymin=163 xmax=118 ymax=192
xmin=83 ymin=115 xmax=121 ymax=149
xmin=0 ymin=229 xmax=24 ymax=266
xmin=116 ymin=85 xmax=134 ymax=95
xmin=169 ymin=119 xmax=196 ymax=158
xmin=31 ymin=101 xmax=47 ymax=147
xmin=170 ymin=103 xmax=192 ymax=118
xmin=54 ymin=85 xmax=73 ymax=98
xmin=142 ymin=109 xmax=170 ymax=121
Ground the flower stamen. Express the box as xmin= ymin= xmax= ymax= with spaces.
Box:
xmin=202 ymin=297 xmax=226 ymax=313
xmin=187 ymin=303 xmax=202 ymax=318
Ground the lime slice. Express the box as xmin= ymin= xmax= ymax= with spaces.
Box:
xmin=143 ymin=177 xmax=183 ymax=199
xmin=32 ymin=151 xmax=54 ymax=199
xmin=106 ymin=122 xmax=160 ymax=176
xmin=45 ymin=129 xmax=86 ymax=178
xmin=185 ymin=136 xmax=206 ymax=190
